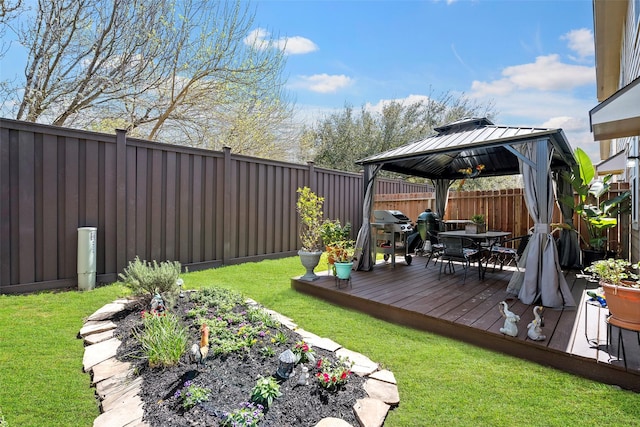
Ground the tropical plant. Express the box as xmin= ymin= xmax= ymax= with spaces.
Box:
xmin=585 ymin=258 xmax=639 ymax=288
xmin=250 ymin=376 xmax=282 ymax=408
xmin=296 ymin=187 xmax=325 ymax=252
xmin=560 ymin=147 xmax=630 ymax=252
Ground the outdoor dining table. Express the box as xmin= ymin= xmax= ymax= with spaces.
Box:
xmin=437 ymin=230 xmax=511 ymax=279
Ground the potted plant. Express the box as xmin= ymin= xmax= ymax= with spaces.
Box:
xmin=320 ymin=219 xmax=351 ymax=264
xmin=585 ymin=258 xmax=640 ymax=331
xmin=296 ymin=186 xmax=324 ymax=281
xmin=326 ymin=239 xmax=357 ymax=279
xmin=466 ymin=214 xmax=486 ymax=234
xmin=559 ymin=147 xmax=630 ymax=265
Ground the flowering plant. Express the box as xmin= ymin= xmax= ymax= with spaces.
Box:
xmin=314 ymin=356 xmax=353 ymax=390
xmin=174 ymin=380 xmax=212 ymax=410
xmin=292 ymin=340 xmax=316 ymax=364
xmin=222 ymin=401 xmax=265 ymax=427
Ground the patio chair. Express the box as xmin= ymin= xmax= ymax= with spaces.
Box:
xmin=486 ymin=234 xmax=531 ymax=272
xmin=424 ymin=230 xmax=444 ymax=268
xmin=437 ymin=236 xmax=480 ymax=284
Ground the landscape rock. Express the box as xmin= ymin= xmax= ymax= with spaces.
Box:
xmin=336 ymin=348 xmax=378 ymax=376
xmin=307 ymin=336 xmax=342 ymax=352
xmin=80 ymin=320 xmax=118 ymax=337
xmin=83 ymin=337 xmax=121 ymax=372
xmin=368 ymin=369 xmax=396 ymax=385
xmin=100 ymin=376 xmax=143 ymax=412
xmin=363 ymin=378 xmax=400 ymax=406
xmin=92 ymin=358 xmax=131 ymax=384
xmin=353 ymin=398 xmax=390 ymax=427
xmin=84 ymin=329 xmax=115 ymax=345
xmin=87 ymin=302 xmax=127 ymax=321
xmin=93 ymin=394 xmax=144 ymax=427
xmin=315 ymin=417 xmax=354 ymax=427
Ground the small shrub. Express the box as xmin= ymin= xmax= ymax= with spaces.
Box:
xmin=222 ymin=401 xmax=264 ymax=427
xmin=250 ymin=376 xmax=281 ymax=408
xmin=135 ymin=311 xmax=188 ymax=368
xmin=119 ymin=256 xmax=182 ymax=297
xmin=174 ymin=380 xmax=212 ymax=410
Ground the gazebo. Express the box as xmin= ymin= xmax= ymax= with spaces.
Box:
xmin=355 ymin=117 xmax=579 ymax=308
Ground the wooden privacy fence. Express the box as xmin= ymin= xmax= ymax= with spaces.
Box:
xmin=374 ymin=183 xmax=630 ymax=258
xmin=0 ymin=118 xmax=431 ymax=294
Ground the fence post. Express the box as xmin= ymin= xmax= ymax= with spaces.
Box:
xmin=307 ymin=161 xmax=316 ymax=191
xmin=223 ymin=146 xmax=232 ymax=265
xmin=115 ymin=129 xmax=127 ymax=274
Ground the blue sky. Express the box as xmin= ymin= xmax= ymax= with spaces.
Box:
xmin=248 ymin=0 xmax=599 ymax=158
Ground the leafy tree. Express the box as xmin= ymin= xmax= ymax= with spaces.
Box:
xmin=1 ymin=0 xmax=293 ymax=158
xmin=305 ymin=91 xmax=495 ymax=174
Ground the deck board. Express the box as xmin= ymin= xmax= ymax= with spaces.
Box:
xmin=292 ymin=254 xmax=640 ymax=392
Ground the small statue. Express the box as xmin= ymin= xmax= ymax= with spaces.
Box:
xmin=297 ymin=365 xmax=309 ymax=386
xmin=527 ymin=306 xmax=546 ymax=341
xmin=498 ymin=301 xmax=520 ymax=337
xmin=150 ymin=293 xmax=165 ymax=313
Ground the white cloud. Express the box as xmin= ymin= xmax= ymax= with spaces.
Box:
xmin=244 ymin=28 xmax=318 ymax=55
xmin=365 ymin=94 xmax=431 ymax=113
xmin=293 ymin=74 xmax=353 ymax=93
xmin=471 ymin=54 xmax=594 ymax=97
xmin=561 ymin=28 xmax=594 ymax=61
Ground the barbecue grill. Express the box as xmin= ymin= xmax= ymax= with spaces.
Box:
xmin=371 ymin=210 xmax=414 ymax=266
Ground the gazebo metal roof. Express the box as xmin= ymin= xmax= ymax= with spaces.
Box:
xmin=357 ymin=118 xmax=576 ymax=179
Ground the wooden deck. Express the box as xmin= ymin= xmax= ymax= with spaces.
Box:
xmin=292 ymin=255 xmax=640 ymax=392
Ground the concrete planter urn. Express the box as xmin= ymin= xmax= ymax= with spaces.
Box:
xmin=298 ymin=250 xmax=323 ymax=281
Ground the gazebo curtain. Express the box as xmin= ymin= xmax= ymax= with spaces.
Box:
xmin=555 ymin=170 xmax=581 ymax=269
xmin=507 ymin=140 xmax=575 ymax=307
xmin=433 ymin=179 xmax=453 ymax=221
xmin=355 ymin=163 xmax=383 ymax=271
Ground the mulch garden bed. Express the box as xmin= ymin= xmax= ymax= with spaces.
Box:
xmin=113 ymin=288 xmax=367 ymax=426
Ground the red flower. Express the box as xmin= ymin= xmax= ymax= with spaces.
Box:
xmin=316 ymin=359 xmax=323 ymax=368
xmin=340 ymin=371 xmax=348 ymax=380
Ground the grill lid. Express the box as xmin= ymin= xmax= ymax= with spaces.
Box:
xmin=373 ymin=210 xmax=410 ymax=223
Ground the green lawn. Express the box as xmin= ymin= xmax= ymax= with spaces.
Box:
xmin=1 ymin=256 xmax=639 ymax=426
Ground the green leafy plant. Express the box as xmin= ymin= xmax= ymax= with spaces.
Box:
xmin=222 ymin=401 xmax=265 ymax=427
xmin=560 ymin=147 xmax=630 ymax=252
xmin=296 ymin=187 xmax=325 ymax=252
xmin=250 ymin=376 xmax=282 ymax=408
xmin=314 ymin=356 xmax=354 ymax=391
xmin=292 ymin=340 xmax=316 ymax=364
xmin=134 ymin=311 xmax=188 ymax=368
xmin=471 ymin=214 xmax=485 ymax=225
xmin=259 ymin=346 xmax=275 ymax=358
xmin=272 ymin=330 xmax=288 ymax=345
xmin=0 ymin=407 xmax=7 ymax=427
xmin=320 ymin=219 xmax=351 ymax=248
xmin=119 ymin=256 xmax=182 ymax=297
xmin=173 ymin=380 xmax=212 ymax=410
xmin=585 ymin=258 xmax=639 ymax=288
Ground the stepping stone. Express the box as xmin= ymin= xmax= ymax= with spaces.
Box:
xmin=93 ymin=394 xmax=144 ymax=427
xmin=315 ymin=417 xmax=353 ymax=427
xmin=307 ymin=336 xmax=342 ymax=352
xmin=83 ymin=338 xmax=121 ymax=372
xmin=92 ymin=358 xmax=131 ymax=385
xmin=79 ymin=320 xmax=117 ymax=337
xmin=84 ymin=330 xmax=114 ymax=345
xmin=369 ymin=369 xmax=396 ymax=385
xmin=336 ymin=348 xmax=378 ymax=376
xmin=353 ymin=398 xmax=390 ymax=427
xmin=363 ymin=378 xmax=400 ymax=406
xmin=87 ymin=302 xmax=127 ymax=321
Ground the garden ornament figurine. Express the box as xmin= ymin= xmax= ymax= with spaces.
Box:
xmin=498 ymin=301 xmax=520 ymax=337
xmin=189 ymin=323 xmax=210 ymax=367
xmin=150 ymin=293 xmax=165 ymax=313
xmin=297 ymin=365 xmax=309 ymax=386
xmin=527 ymin=306 xmax=546 ymax=341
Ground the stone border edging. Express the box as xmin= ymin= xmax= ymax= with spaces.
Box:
xmin=80 ymin=296 xmax=399 ymax=427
